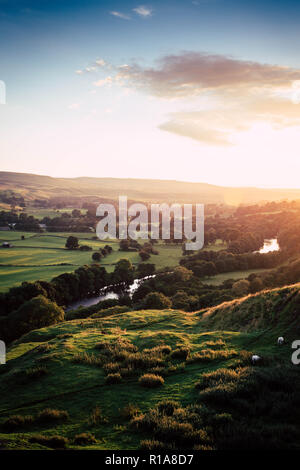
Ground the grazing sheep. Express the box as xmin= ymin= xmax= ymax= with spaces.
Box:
xmin=251 ymin=354 xmax=261 ymax=364
xmin=278 ymin=337 xmax=284 ymax=345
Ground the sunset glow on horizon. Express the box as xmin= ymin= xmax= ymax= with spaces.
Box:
xmin=1 ymin=0 xmax=300 ymax=188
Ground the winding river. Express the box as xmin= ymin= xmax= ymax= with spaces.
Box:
xmin=258 ymin=238 xmax=280 ymax=254
xmin=68 ymin=240 xmax=280 ymax=311
xmin=67 ymin=276 xmax=154 ymax=311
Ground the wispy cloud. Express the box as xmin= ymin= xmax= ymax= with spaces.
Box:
xmin=133 ymin=5 xmax=153 ymax=17
xmin=110 ymin=10 xmax=131 ymax=20
xmin=93 ymin=77 xmax=113 ymax=87
xmin=114 ymin=52 xmax=300 ymax=98
xmin=77 ymin=51 xmax=300 ymax=146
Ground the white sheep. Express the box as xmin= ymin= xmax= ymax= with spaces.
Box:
xmin=278 ymin=337 xmax=284 ymax=345
xmin=251 ymin=354 xmax=261 ymax=364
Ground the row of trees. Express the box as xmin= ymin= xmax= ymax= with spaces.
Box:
xmin=0 ymin=259 xmax=138 ymax=317
xmin=180 ymin=249 xmax=283 ymax=279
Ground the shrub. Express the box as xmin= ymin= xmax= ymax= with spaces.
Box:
xmin=139 ymin=374 xmax=164 ymax=388
xmin=72 ymin=352 xmax=102 ymax=366
xmin=171 ymin=347 xmax=190 ymax=360
xmin=1 ymin=295 xmax=64 ymax=343
xmin=88 ymin=406 xmax=108 ymax=425
xmin=121 ymin=404 xmax=141 ymax=419
xmin=105 ymin=373 xmax=122 ymax=384
xmin=29 ymin=434 xmax=68 ymax=449
xmin=37 ymin=408 xmax=69 ymax=423
xmin=3 ymin=414 xmax=33 ymax=431
xmin=73 ymin=432 xmax=97 ymax=445
xmin=157 ymin=400 xmax=180 ymax=416
xmin=140 ymin=439 xmax=168 ymax=450
xmin=142 ymin=292 xmax=172 ymax=309
xmin=188 ymin=349 xmax=237 ymax=364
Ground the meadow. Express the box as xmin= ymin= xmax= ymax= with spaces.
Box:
xmin=0 ymin=282 xmax=299 ymax=450
xmin=0 ymin=232 xmax=186 ymax=291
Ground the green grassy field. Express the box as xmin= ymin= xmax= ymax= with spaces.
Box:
xmin=204 ymin=269 xmax=271 ymax=285
xmin=0 ymin=283 xmax=298 ymax=450
xmin=0 ymin=234 xmax=185 ymax=291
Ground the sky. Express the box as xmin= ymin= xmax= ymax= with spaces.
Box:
xmin=1 ymin=0 xmax=300 ymax=187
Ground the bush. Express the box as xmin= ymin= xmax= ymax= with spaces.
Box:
xmin=3 ymin=414 xmax=33 ymax=431
xmin=121 ymin=404 xmax=141 ymax=419
xmin=140 ymin=439 xmax=168 ymax=450
xmin=88 ymin=406 xmax=108 ymax=425
xmin=72 ymin=352 xmax=102 ymax=366
xmin=37 ymin=408 xmax=69 ymax=423
xmin=142 ymin=292 xmax=172 ymax=310
xmin=1 ymin=295 xmax=64 ymax=343
xmin=157 ymin=400 xmax=180 ymax=416
xmin=171 ymin=347 xmax=190 ymax=360
xmin=73 ymin=432 xmax=97 ymax=445
xmin=139 ymin=374 xmax=164 ymax=388
xmin=80 ymin=245 xmax=92 ymax=251
xmin=105 ymin=373 xmax=122 ymax=384
xmin=29 ymin=434 xmax=69 ymax=449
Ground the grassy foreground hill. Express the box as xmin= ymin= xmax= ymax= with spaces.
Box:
xmin=0 ymin=284 xmax=299 ymax=450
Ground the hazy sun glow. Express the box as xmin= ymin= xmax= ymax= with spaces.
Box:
xmin=1 ymin=0 xmax=300 ymax=188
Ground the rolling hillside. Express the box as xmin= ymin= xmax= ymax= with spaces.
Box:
xmin=0 ymin=283 xmax=299 ymax=450
xmin=2 ymin=171 xmax=300 ymax=205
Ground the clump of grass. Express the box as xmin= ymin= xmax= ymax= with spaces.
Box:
xmin=187 ymin=349 xmax=237 ymax=364
xmin=103 ymin=362 xmax=122 ymax=374
xmin=3 ymin=414 xmax=33 ymax=431
xmin=105 ymin=372 xmax=122 ymax=384
xmin=25 ymin=366 xmax=48 ymax=379
xmin=195 ymin=367 xmax=248 ymax=390
xmin=72 ymin=352 xmax=102 ymax=366
xmin=200 ymin=339 xmax=226 ymax=350
xmin=88 ymin=406 xmax=108 ymax=425
xmin=37 ymin=343 xmax=54 ymax=353
xmin=139 ymin=374 xmax=164 ymax=388
xmin=170 ymin=347 xmax=190 ymax=360
xmin=143 ymin=345 xmax=171 ymax=355
xmin=73 ymin=432 xmax=97 ymax=445
xmin=29 ymin=434 xmax=68 ymax=449
xmin=157 ymin=400 xmax=180 ymax=417
xmin=37 ymin=408 xmax=69 ymax=423
xmin=121 ymin=404 xmax=141 ymax=419
xmin=140 ymin=439 xmax=170 ymax=450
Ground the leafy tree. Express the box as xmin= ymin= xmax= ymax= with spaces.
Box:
xmin=119 ymin=240 xmax=130 ymax=251
xmin=113 ymin=259 xmax=135 ymax=285
xmin=137 ymin=263 xmax=155 ymax=278
xmin=139 ymin=250 xmax=151 ymax=261
xmin=0 ymin=295 xmax=64 ymax=343
xmin=232 ymin=279 xmax=250 ymax=297
xmin=65 ymin=236 xmax=79 ymax=250
xmin=142 ymin=292 xmax=172 ymax=310
xmin=92 ymin=252 xmax=101 ymax=262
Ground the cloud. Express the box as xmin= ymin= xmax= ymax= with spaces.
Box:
xmin=78 ymin=50 xmax=300 ymax=146
xmin=114 ymin=52 xmax=300 ymax=98
xmin=93 ymin=77 xmax=113 ymax=87
xmin=110 ymin=11 xmax=131 ymax=20
xmin=133 ymin=5 xmax=152 ymax=17
xmin=95 ymin=58 xmax=106 ymax=67
xmin=159 ymin=97 xmax=300 ymax=145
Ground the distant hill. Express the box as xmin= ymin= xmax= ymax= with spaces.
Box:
xmin=1 ymin=171 xmax=300 ymax=205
